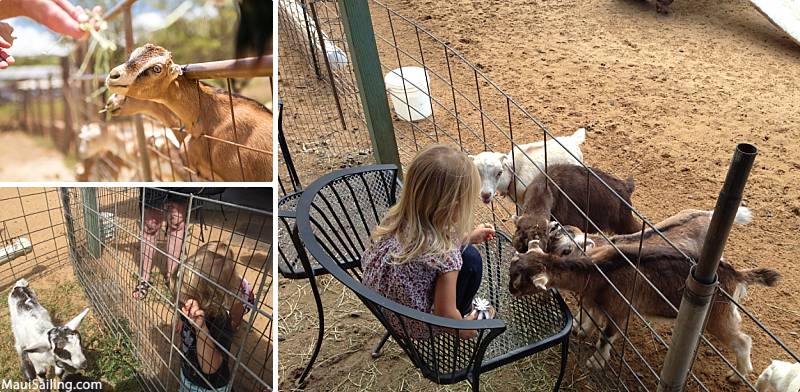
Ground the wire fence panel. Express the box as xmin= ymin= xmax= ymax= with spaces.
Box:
xmin=278 ymin=0 xmax=372 ymax=185
xmin=0 ymin=188 xmax=70 ymax=290
xmin=278 ymin=1 xmax=797 ymax=390
xmin=60 ymin=187 xmax=274 ymax=391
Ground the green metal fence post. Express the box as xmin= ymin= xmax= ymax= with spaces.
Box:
xmin=81 ymin=188 xmax=101 ymax=259
xmin=337 ymin=0 xmax=401 ymax=167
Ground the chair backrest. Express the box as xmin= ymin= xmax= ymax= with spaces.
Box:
xmin=296 ymin=165 xmax=505 ymax=384
xmin=278 ymin=191 xmax=312 ymax=278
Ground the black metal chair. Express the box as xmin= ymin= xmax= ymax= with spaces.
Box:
xmin=296 ymin=164 xmax=573 ymax=391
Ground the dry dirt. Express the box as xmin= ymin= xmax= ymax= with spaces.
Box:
xmin=0 ymin=131 xmax=75 ymax=181
xmin=278 ymin=0 xmax=800 ymax=391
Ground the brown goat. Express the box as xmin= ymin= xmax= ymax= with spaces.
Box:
xmin=512 ymin=164 xmax=639 ymax=253
xmin=546 ymin=206 xmax=753 ymax=258
xmin=508 ymin=242 xmax=779 ymax=382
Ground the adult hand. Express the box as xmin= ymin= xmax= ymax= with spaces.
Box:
xmin=468 ymin=223 xmax=495 ymax=244
xmin=0 ymin=0 xmax=101 ymax=40
xmin=0 ymin=22 xmax=14 ymax=69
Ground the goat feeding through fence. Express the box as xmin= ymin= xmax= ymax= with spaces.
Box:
xmin=0 ymin=187 xmax=274 ymax=391
xmin=0 ymin=0 xmax=274 ymax=182
xmin=277 ymin=1 xmax=798 ymax=391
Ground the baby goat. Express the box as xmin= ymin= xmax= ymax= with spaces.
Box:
xmin=470 ymin=128 xmax=585 ymax=204
xmin=512 ymin=164 xmax=638 ymax=254
xmin=757 ymin=360 xmax=800 ymax=392
xmin=546 ymin=206 xmax=753 ymax=258
xmin=508 ymin=241 xmax=779 ymax=382
xmin=8 ymin=279 xmax=90 ymax=381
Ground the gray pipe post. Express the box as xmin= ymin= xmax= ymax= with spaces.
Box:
xmin=657 ymin=143 xmax=757 ymax=392
xmin=337 ymin=0 xmax=401 ymax=167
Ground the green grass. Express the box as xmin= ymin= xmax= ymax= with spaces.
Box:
xmin=0 ymin=275 xmax=143 ymax=391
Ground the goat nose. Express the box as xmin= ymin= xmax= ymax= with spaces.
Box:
xmin=108 ymin=69 xmax=121 ymax=80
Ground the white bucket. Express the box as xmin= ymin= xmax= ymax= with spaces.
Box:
xmin=384 ymin=67 xmax=432 ymax=122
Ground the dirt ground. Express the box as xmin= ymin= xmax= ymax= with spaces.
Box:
xmin=0 ymin=131 xmax=75 ymax=181
xmin=279 ymin=0 xmax=800 ymax=391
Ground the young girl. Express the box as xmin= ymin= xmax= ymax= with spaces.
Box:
xmin=177 ymin=241 xmax=243 ymax=392
xmin=362 ymin=144 xmax=496 ymax=339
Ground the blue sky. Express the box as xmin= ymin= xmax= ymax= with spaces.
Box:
xmin=5 ymin=0 xmax=221 ymax=57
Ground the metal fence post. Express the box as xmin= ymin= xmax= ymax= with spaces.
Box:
xmin=61 ymin=56 xmax=74 ymax=153
xmin=657 ymin=143 xmax=757 ymax=392
xmin=124 ymin=5 xmax=153 ymax=181
xmin=336 ymin=0 xmax=401 ymax=167
xmin=80 ymin=187 xmax=101 ymax=259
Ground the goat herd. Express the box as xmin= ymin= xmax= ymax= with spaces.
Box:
xmin=470 ymin=130 xmax=793 ymax=388
xmin=78 ymin=43 xmax=273 ymax=182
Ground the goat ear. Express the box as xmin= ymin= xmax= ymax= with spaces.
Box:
xmin=532 ymin=274 xmax=549 ymax=290
xmin=23 ymin=341 xmax=51 ymax=354
xmin=64 ymin=308 xmax=90 ymax=331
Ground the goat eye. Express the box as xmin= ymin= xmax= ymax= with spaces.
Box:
xmin=496 ymin=170 xmax=502 ymax=177
xmin=152 ymin=65 xmax=162 ymax=73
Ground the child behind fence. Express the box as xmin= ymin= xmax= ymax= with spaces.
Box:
xmin=176 ymin=241 xmax=243 ymax=392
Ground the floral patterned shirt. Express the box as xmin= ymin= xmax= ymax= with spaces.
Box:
xmin=362 ymin=235 xmax=463 ymax=325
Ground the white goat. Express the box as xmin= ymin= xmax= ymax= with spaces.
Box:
xmin=757 ymin=360 xmax=800 ymax=392
xmin=8 ymin=279 xmax=90 ymax=381
xmin=470 ymin=128 xmax=586 ymax=204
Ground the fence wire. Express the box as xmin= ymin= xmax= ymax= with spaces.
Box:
xmin=62 ymin=187 xmax=274 ymax=391
xmin=277 ymin=1 xmax=798 ymax=390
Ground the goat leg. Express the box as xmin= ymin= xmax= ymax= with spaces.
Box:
xmin=586 ymin=324 xmax=619 ymax=370
xmin=655 ymin=0 xmax=674 ymax=14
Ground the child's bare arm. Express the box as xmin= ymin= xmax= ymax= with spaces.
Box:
xmin=184 ymin=299 xmax=225 ymax=374
xmin=433 ymin=271 xmax=477 ymax=339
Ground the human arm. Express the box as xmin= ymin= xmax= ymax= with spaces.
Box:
xmin=433 ymin=271 xmax=477 ymax=339
xmin=183 ymin=299 xmax=225 ymax=375
xmin=0 ymin=0 xmax=96 ymax=39
xmin=466 ymin=223 xmax=495 ymax=245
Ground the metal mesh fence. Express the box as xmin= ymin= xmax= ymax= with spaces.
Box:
xmin=277 ymin=1 xmax=797 ymax=390
xmin=0 ymin=188 xmax=274 ymax=391
xmin=61 ymin=187 xmax=274 ymax=391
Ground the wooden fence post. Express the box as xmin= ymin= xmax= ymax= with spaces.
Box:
xmin=336 ymin=0 xmax=401 ymax=167
xmin=49 ymin=74 xmax=56 ymax=141
xmin=124 ymin=5 xmax=153 ymax=181
xmin=61 ymin=56 xmax=74 ymax=153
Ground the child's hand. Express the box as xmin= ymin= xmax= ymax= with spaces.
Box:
xmin=182 ymin=299 xmax=207 ymax=331
xmin=468 ymin=223 xmax=495 ymax=244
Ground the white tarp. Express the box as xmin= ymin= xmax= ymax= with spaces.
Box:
xmin=750 ymin=0 xmax=800 ymax=46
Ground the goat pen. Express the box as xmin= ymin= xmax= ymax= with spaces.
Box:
xmin=277 ymin=1 xmax=798 ymax=391
xmin=0 ymin=187 xmax=274 ymax=391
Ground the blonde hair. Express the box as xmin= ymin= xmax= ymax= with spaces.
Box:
xmin=180 ymin=241 xmax=241 ymax=319
xmin=372 ymin=144 xmax=480 ymax=263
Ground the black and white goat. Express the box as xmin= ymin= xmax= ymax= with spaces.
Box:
xmin=8 ymin=278 xmax=90 ymax=381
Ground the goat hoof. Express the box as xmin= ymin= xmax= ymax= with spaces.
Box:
xmin=586 ymin=355 xmax=605 ymax=370
xmin=725 ymin=371 xmax=744 ymax=383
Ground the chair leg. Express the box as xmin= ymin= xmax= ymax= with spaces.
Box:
xmin=295 ymin=277 xmax=325 ymax=387
xmin=553 ymin=336 xmax=570 ymax=392
xmin=471 ymin=370 xmax=481 ymax=392
xmin=371 ymin=331 xmax=391 ymax=358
